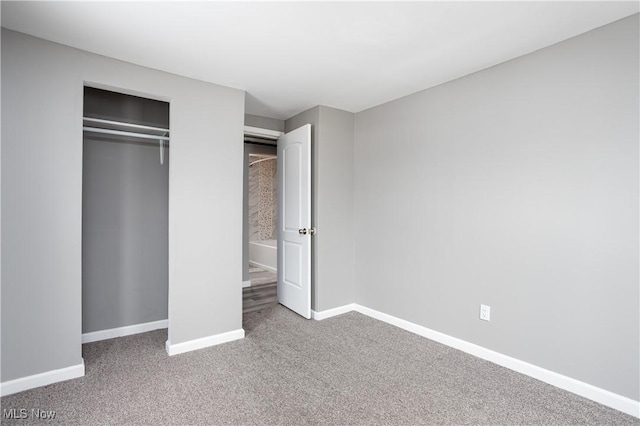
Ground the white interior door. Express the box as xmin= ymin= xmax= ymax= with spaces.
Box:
xmin=277 ymin=124 xmax=312 ymax=319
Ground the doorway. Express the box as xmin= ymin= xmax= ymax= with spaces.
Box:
xmin=242 ymin=124 xmax=313 ymax=320
xmin=81 ymin=86 xmax=169 ymax=344
xmin=243 ymin=132 xmax=279 ymax=314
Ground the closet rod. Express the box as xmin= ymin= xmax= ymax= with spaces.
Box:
xmin=83 ymin=126 xmax=170 ymax=142
xmin=83 ymin=117 xmax=169 ymax=134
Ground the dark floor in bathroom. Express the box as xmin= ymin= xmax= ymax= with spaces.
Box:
xmin=243 ymin=266 xmax=277 ymax=313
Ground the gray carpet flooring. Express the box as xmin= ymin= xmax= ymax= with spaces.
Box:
xmin=2 ymin=305 xmax=638 ymax=425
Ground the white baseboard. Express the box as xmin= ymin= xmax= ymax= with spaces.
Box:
xmin=312 ymin=303 xmax=356 ymax=320
xmin=166 ymin=328 xmax=245 ymax=356
xmin=352 ymin=304 xmax=639 ymax=418
xmin=0 ymin=362 xmax=85 ymax=397
xmin=249 ymin=261 xmax=277 ymax=273
xmin=242 ymin=280 xmax=251 ymax=288
xmin=82 ymin=319 xmax=168 ymax=344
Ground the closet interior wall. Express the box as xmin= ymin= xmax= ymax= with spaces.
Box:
xmin=82 ymin=87 xmax=169 ymax=335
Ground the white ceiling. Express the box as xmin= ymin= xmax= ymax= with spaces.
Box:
xmin=2 ymin=1 xmax=638 ymax=120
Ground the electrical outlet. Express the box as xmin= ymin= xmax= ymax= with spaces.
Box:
xmin=480 ymin=304 xmax=491 ymax=321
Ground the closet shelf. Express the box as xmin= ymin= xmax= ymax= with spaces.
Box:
xmin=83 ymin=126 xmax=170 ymax=141
xmin=84 ymin=117 xmax=169 ymax=134
xmin=83 ymin=117 xmax=170 ymax=142
xmin=83 ymin=116 xmax=169 ymax=164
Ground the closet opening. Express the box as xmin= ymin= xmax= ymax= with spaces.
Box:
xmin=242 ymin=130 xmax=280 ymax=316
xmin=82 ymin=86 xmax=169 ymax=345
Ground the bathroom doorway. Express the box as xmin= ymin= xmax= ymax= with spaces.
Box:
xmin=243 ymin=129 xmax=280 ymax=313
xmin=242 ymin=124 xmax=313 ymax=320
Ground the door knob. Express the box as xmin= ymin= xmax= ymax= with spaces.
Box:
xmin=298 ymin=228 xmax=308 ymax=235
xmin=308 ymin=228 xmax=316 ymax=235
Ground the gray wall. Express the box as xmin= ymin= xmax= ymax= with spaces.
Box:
xmin=82 ymin=138 xmax=168 ymax=333
xmin=286 ymin=106 xmax=355 ymax=312
xmin=245 ymin=114 xmax=284 ymax=132
xmin=1 ymin=29 xmax=244 ymax=382
xmin=354 ymin=15 xmax=639 ymax=400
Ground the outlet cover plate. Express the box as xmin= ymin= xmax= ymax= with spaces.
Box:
xmin=480 ymin=304 xmax=491 ymax=321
